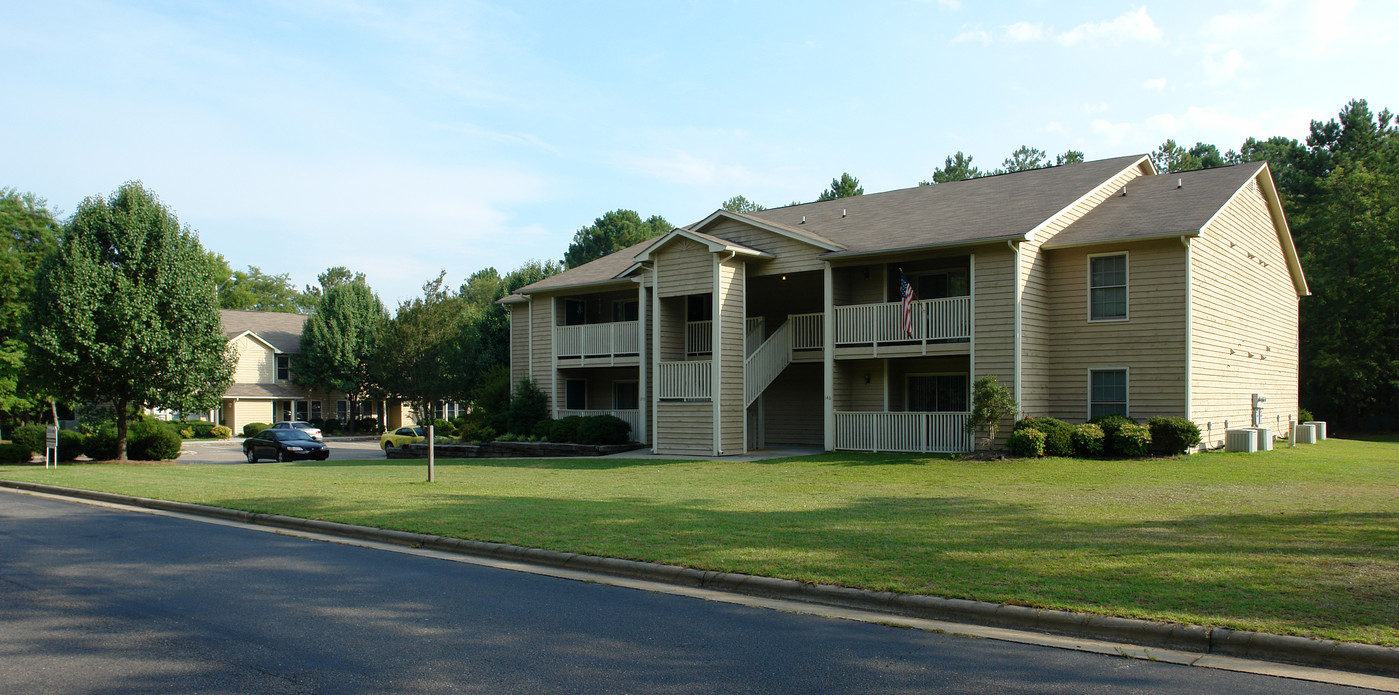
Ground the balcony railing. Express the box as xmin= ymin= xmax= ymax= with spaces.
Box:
xmin=685 ymin=320 xmax=712 ymax=355
xmin=554 ymin=321 xmax=639 ymax=361
xmin=657 ymin=360 xmax=711 ymax=400
xmin=790 ymin=313 xmax=822 ymax=350
xmin=833 ymin=411 xmax=972 ymax=453
xmin=834 ymin=296 xmax=970 ymax=346
xmin=557 ymin=409 xmax=642 ymax=440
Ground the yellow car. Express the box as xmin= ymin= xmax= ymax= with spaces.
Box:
xmin=380 ymin=426 xmax=425 ymax=450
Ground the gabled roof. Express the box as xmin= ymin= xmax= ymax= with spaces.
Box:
xmin=220 ymin=309 xmax=307 ymax=353
xmin=632 ymin=228 xmax=774 ymax=263
xmin=688 ymin=209 xmax=844 ymax=251
xmin=515 ymin=236 xmax=664 ymax=295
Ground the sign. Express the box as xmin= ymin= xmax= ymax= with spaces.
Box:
xmin=45 ymin=426 xmax=58 ymax=469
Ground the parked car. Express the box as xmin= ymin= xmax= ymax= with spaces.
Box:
xmin=380 ymin=426 xmax=425 ymax=450
xmin=244 ymin=429 xmax=330 ymax=462
xmin=269 ymin=420 xmax=323 ymax=441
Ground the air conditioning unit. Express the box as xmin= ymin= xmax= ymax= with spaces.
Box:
xmin=1295 ymin=423 xmax=1317 ymax=444
xmin=1303 ymin=421 xmax=1327 ymax=440
xmin=1249 ymin=427 xmax=1274 ymax=451
xmin=1226 ymin=428 xmax=1258 ymax=453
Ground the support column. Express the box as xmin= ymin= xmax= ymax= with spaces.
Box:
xmin=823 ymin=261 xmax=835 ymax=451
xmin=550 ymin=298 xmax=559 ymax=420
xmin=637 ymin=278 xmax=648 ymax=445
xmin=651 ymin=267 xmax=661 ymax=454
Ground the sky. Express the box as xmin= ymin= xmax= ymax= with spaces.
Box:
xmin=3 ymin=0 xmax=1393 ymax=308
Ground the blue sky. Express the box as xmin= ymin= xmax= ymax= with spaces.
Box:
xmin=4 ymin=0 xmax=1392 ymax=307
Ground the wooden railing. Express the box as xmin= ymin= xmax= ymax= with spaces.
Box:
xmin=745 ymin=320 xmax=792 ymax=406
xmin=833 ymin=411 xmax=972 ymax=453
xmin=686 ymin=320 xmax=712 ymax=355
xmin=834 ymin=296 xmax=970 ymax=346
xmin=554 ymin=321 xmax=640 ymax=360
xmin=790 ymin=313 xmax=822 ymax=350
xmin=657 ymin=360 xmax=711 ymax=400
xmin=745 ymin=316 xmax=765 ymax=357
xmin=557 ymin=409 xmax=642 ymax=440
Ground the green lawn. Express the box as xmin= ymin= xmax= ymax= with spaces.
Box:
xmin=4 ymin=438 xmax=1397 ymax=645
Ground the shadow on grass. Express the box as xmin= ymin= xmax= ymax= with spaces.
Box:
xmin=193 ymin=487 xmax=1399 ymax=644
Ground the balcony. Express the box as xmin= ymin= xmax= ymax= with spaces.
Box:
xmin=657 ymin=360 xmax=711 ymax=400
xmin=834 ymin=296 xmax=970 ymax=357
xmin=554 ymin=321 xmax=640 ymax=365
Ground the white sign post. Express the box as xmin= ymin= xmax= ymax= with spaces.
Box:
xmin=45 ymin=425 xmax=58 ymax=469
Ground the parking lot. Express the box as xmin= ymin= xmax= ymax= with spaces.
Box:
xmin=177 ymin=437 xmax=385 ymax=464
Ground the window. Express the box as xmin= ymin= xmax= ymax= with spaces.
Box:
xmin=1089 ymin=369 xmax=1128 ymax=419
xmin=564 ymin=299 xmax=586 ymax=326
xmin=613 ymin=300 xmax=639 ymax=322
xmin=280 ymin=401 xmax=292 ymax=422
xmin=294 ymin=401 xmax=309 ymax=421
xmin=613 ymin=381 xmax=639 ymax=410
xmin=1089 ymin=253 xmax=1128 ymax=321
xmin=276 ymin=354 xmax=290 ymax=381
xmin=336 ymin=401 xmax=348 ymax=423
xmin=311 ymin=401 xmax=322 ymax=421
xmin=913 ymin=269 xmax=969 ymax=300
xmin=433 ymin=402 xmax=444 ymax=420
xmin=906 ymin=374 xmax=969 ymax=412
xmin=565 ymin=379 xmax=587 ymax=410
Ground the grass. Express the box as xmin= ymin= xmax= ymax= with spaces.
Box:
xmin=3 ymin=438 xmax=1397 ymax=645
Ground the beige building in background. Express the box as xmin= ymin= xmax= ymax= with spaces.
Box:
xmin=503 ymin=154 xmax=1309 ymax=455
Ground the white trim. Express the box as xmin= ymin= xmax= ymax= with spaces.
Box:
xmin=711 ymin=253 xmax=722 ymax=456
xmin=1182 ymin=236 xmax=1192 ymax=420
xmin=550 ymin=298 xmax=559 ymax=419
xmin=650 ymin=267 xmax=661 ymax=454
xmin=633 ymin=228 xmax=775 ymax=263
xmin=1087 ymin=251 xmax=1130 ymax=323
xmin=1087 ymin=367 xmax=1130 ymax=420
xmin=741 ymin=261 xmax=748 ymax=455
xmin=968 ymin=253 xmax=976 ymax=410
xmin=1010 ymin=240 xmax=1022 ymax=417
xmin=822 ymin=261 xmax=835 ymax=451
xmin=229 ymin=330 xmax=282 ymax=353
xmin=1022 ymin=155 xmax=1154 ymax=242
xmin=1199 ymin=162 xmax=1268 ymax=237
xmin=1200 ymin=165 xmax=1309 ymax=297
xmin=690 ymin=209 xmax=845 ymax=251
xmin=637 ymin=280 xmax=648 ymax=445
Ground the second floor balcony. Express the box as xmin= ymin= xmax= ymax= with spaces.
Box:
xmin=554 ymin=320 xmax=640 ymax=365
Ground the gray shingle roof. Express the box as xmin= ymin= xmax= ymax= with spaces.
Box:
xmin=220 ymin=309 xmax=307 ymax=353
xmin=517 ymin=236 xmax=663 ymax=294
xmin=1042 ymin=163 xmax=1266 ymax=249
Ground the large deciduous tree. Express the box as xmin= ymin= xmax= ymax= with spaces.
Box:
xmin=375 ymin=272 xmax=471 ymax=423
xmin=455 ymin=260 xmax=560 ymax=398
xmin=563 ymin=210 xmax=670 ymax=269
xmin=817 ymin=173 xmax=863 ymax=201
xmin=206 ymin=252 xmax=313 ymax=313
xmin=293 ymin=274 xmax=388 ymax=431
xmin=26 ymin=182 xmax=234 ymax=459
xmin=0 ymin=189 xmax=60 ymax=421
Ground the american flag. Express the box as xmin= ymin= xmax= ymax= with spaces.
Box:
xmin=899 ymin=270 xmax=916 ymax=338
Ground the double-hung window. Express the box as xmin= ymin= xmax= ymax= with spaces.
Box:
xmin=1088 ymin=253 xmax=1128 ymax=321
xmin=276 ymin=354 xmax=291 ymax=381
xmin=1089 ymin=369 xmax=1128 ymax=419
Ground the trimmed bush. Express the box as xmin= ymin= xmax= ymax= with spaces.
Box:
xmin=353 ymin=417 xmax=383 ymax=434
xmin=210 ymin=425 xmax=233 ymax=439
xmin=1088 ymin=414 xmax=1135 ymax=455
xmin=531 ymin=418 xmax=554 ymax=440
xmin=179 ymin=420 xmax=216 ymax=438
xmin=1148 ymin=417 xmax=1202 ymax=454
xmin=129 ymin=417 xmax=183 ymax=460
xmin=1071 ymin=423 xmax=1105 ymax=457
xmin=1013 ymin=417 xmax=1074 ymax=457
xmin=548 ymin=416 xmax=584 ymax=443
xmin=1299 ymin=408 xmax=1315 ymax=423
xmin=243 ymin=422 xmax=270 ymax=437
xmin=83 ymin=426 xmax=120 ymax=460
xmin=179 ymin=428 xmax=195 ymax=439
xmin=0 ymin=443 xmax=33 ymax=463
xmin=1008 ymin=428 xmax=1046 ymax=457
xmin=11 ymin=423 xmax=46 ymax=454
xmin=457 ymin=423 xmax=496 ymax=443
xmin=1112 ymin=422 xmax=1152 ymax=457
xmin=319 ymin=418 xmax=341 ymax=435
xmin=577 ymin=415 xmax=631 ymax=445
xmin=57 ymin=430 xmax=84 ymax=461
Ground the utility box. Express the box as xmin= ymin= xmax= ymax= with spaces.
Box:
xmin=1295 ymin=423 xmax=1317 ymax=444
xmin=1226 ymin=428 xmax=1258 ymax=453
xmin=1304 ymin=421 xmax=1327 ymax=440
xmin=1249 ymin=427 xmax=1274 ymax=451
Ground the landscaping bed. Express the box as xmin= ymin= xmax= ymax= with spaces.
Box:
xmin=385 ymin=441 xmax=646 ymax=459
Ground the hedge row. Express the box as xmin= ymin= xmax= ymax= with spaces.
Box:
xmin=1010 ymin=415 xmax=1201 ymax=458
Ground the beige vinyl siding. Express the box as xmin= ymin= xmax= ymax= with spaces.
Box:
xmin=972 ymin=245 xmax=1016 ymax=442
xmin=226 ymin=399 xmax=274 ymax=435
xmin=834 ymin=359 xmax=886 ymax=411
xmin=760 ymin=362 xmax=822 ymax=445
xmin=656 ymin=402 xmax=714 ymax=455
xmin=834 ymin=265 xmax=886 ymax=305
xmin=509 ymin=303 xmax=528 ymax=388
xmin=716 ymin=258 xmax=745 ymax=453
xmin=231 ymin=335 xmax=276 ymax=383
xmin=657 ymin=296 xmax=685 ymax=361
xmin=1045 ymin=238 xmax=1187 ymax=421
xmin=1034 ymin=162 xmax=1152 ymax=244
xmin=557 ymin=367 xmax=640 ymax=410
xmin=1191 ymin=177 xmax=1300 ymax=447
xmin=529 ymin=298 xmax=552 ymax=408
xmin=655 ymin=238 xmax=712 ymax=298
xmin=700 ymin=219 xmax=826 ymax=277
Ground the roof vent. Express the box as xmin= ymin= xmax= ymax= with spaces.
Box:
xmin=1177 ymin=178 xmax=1183 ymax=189
xmin=1120 ymin=185 xmax=1127 ymax=197
xmin=842 ymin=209 xmax=846 ymax=218
xmin=801 ymin=216 xmax=806 ymax=224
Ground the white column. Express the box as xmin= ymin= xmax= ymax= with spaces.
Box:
xmin=651 ymin=267 xmax=661 ymax=454
xmin=712 ymin=254 xmax=723 ymax=456
xmin=823 ymin=261 xmax=835 ymax=451
xmin=550 ymin=298 xmax=559 ymax=420
xmin=637 ymin=278 xmax=648 ymax=445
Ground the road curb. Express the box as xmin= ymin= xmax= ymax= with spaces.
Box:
xmin=6 ymin=478 xmax=1398 ymax=678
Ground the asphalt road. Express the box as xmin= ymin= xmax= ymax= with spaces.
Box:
xmin=0 ymin=491 xmax=1374 ymax=695
xmin=178 ymin=437 xmax=386 ymax=464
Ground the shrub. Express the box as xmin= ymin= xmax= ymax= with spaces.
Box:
xmin=56 ymin=430 xmax=85 ymax=461
xmin=179 ymin=428 xmax=195 ymax=439
xmin=1299 ymin=408 xmax=1315 ymax=423
xmin=472 ymin=365 xmax=512 ymax=433
xmin=83 ymin=426 xmax=120 ymax=460
xmin=210 ymin=425 xmax=233 ymax=439
xmin=457 ymin=422 xmax=496 ymax=443
xmin=1088 ymin=414 xmax=1135 ymax=455
xmin=1013 ymin=417 xmax=1074 ymax=457
xmin=1071 ymin=423 xmax=1105 ymax=457
xmin=1112 ymin=422 xmax=1152 ymax=457
xmin=497 ymin=433 xmax=517 ymax=442
xmin=532 ymin=418 xmax=554 ymax=440
xmin=319 ymin=418 xmax=341 ymax=435
xmin=508 ymin=379 xmax=550 ymax=438
xmin=180 ymin=420 xmax=216 ymax=438
xmin=578 ymin=415 xmax=630 ymax=445
xmin=243 ymin=422 xmax=270 ymax=437
xmin=966 ymin=376 xmax=1018 ymax=450
xmin=431 ymin=418 xmax=453 ymax=433
xmin=129 ymin=417 xmax=183 ymax=460
xmin=1148 ymin=417 xmax=1202 ymax=454
xmin=548 ymin=416 xmax=585 ymax=443
xmin=1007 ymin=428 xmax=1046 ymax=457
xmin=0 ymin=443 xmax=33 ymax=463
xmin=353 ymin=417 xmax=382 ymax=434
xmin=11 ymin=423 xmax=46 ymax=454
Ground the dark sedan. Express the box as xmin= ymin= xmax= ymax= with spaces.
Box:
xmin=243 ymin=429 xmax=330 ymax=463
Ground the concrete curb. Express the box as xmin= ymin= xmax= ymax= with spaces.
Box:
xmin=6 ymin=478 xmax=1397 ymax=678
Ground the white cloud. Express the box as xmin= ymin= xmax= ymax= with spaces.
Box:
xmin=1083 ymin=102 xmax=1109 ymax=114
xmin=1202 ymin=49 xmax=1246 ymax=83
xmin=1056 ymin=7 xmax=1163 ymax=46
xmin=1309 ymin=0 xmax=1356 ymax=54
xmin=1004 ymin=21 xmax=1044 ymax=42
xmin=1143 ymin=78 xmax=1167 ymax=91
xmin=1090 ymin=119 xmax=1134 ymax=146
xmin=619 ymin=150 xmax=757 ymax=187
xmin=937 ymin=0 xmax=962 ymax=9
xmin=951 ymin=24 xmax=991 ymax=44
xmin=1043 ymin=121 xmax=1067 ymax=135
